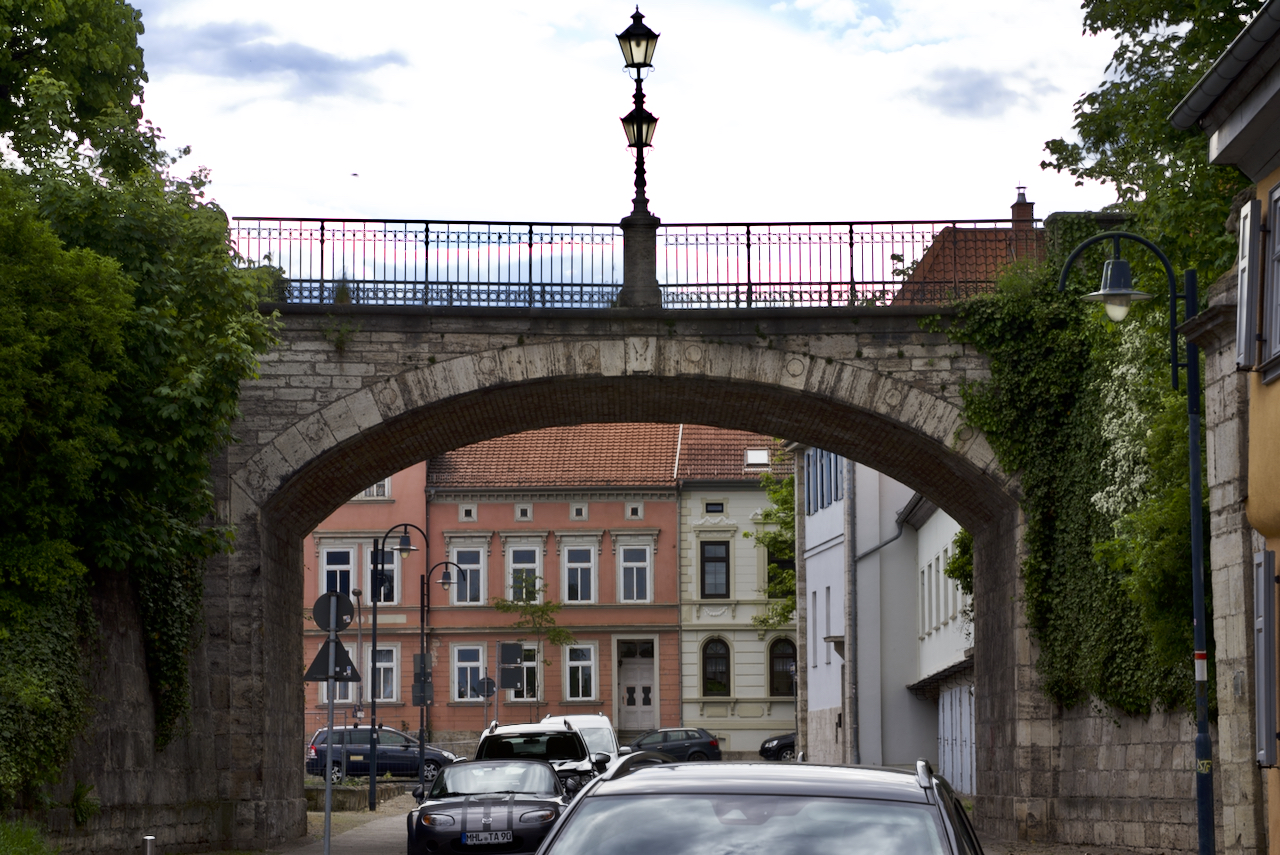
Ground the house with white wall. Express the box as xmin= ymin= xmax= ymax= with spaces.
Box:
xmin=796 ymin=448 xmax=973 ymax=790
xmin=675 ymin=426 xmax=797 ymax=758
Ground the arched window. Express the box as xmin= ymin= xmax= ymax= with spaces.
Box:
xmin=702 ymin=640 xmax=730 ymax=696
xmin=769 ymin=639 xmax=797 ymax=697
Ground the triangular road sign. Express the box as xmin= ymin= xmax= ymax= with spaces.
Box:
xmin=304 ymin=638 xmax=361 ymax=682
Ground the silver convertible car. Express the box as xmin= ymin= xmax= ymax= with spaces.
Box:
xmin=407 ymin=759 xmax=569 ymax=855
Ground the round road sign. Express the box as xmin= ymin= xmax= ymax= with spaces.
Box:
xmin=312 ymin=591 xmax=355 ymax=633
xmin=475 ymin=676 xmax=497 ymax=698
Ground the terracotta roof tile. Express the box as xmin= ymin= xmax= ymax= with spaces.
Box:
xmin=427 ymin=424 xmax=681 ymax=489
xmin=674 ymin=425 xmax=792 ymax=481
xmin=894 ymin=225 xmax=1045 ymax=305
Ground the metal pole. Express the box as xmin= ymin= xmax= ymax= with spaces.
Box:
xmin=142 ymin=835 xmax=156 ymax=855
xmin=368 ymin=539 xmax=380 ymax=812
xmin=323 ymin=594 xmax=337 ymax=855
xmin=1182 ymin=269 xmax=1214 ymax=855
xmin=419 ymin=573 xmax=427 ymax=793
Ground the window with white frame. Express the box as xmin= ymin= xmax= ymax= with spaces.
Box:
xmin=512 ymin=645 xmax=540 ymax=701
xmin=454 ymin=645 xmax=484 ymax=701
xmin=322 ymin=547 xmax=354 ymax=596
xmin=357 ymin=478 xmax=391 ymax=500
xmin=368 ymin=645 xmax=398 ymax=702
xmin=565 ymin=644 xmax=595 ymax=700
xmin=365 ymin=547 xmax=399 ymax=605
xmin=514 ymin=503 xmax=533 ymax=522
xmin=620 ymin=546 xmax=651 ymax=602
xmin=508 ymin=547 xmax=541 ymax=602
xmin=564 ymin=546 xmax=595 ymax=603
xmin=452 ymin=548 xmax=484 ymax=604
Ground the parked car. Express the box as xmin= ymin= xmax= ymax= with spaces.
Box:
xmin=407 ymin=759 xmax=568 ymax=855
xmin=758 ymin=731 xmax=796 ymax=761
xmin=533 ymin=760 xmax=985 ymax=855
xmin=475 ymin=716 xmax=616 ymax=791
xmin=625 ymin=728 xmax=722 ymax=761
xmin=305 ymin=725 xmax=458 ymax=784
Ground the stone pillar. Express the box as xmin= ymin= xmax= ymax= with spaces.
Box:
xmin=618 ymin=212 xmax=662 ymax=308
xmin=1182 ymin=267 xmax=1266 ymax=855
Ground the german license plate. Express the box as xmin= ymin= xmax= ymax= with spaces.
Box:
xmin=462 ymin=831 xmax=513 ymax=845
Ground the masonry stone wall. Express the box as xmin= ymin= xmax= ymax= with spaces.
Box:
xmin=41 ymin=302 xmax=1268 ymax=853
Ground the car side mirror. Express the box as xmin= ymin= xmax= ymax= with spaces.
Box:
xmin=618 ymin=746 xmax=633 ymax=756
xmin=564 ymin=777 xmax=582 ymax=794
xmin=591 ymin=752 xmax=611 ymax=772
xmin=412 ymin=784 xmax=424 ymax=802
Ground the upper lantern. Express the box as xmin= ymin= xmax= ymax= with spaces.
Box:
xmin=617 ymin=7 xmax=659 ymax=68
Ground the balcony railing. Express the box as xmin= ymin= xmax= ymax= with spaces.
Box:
xmin=230 ymin=218 xmax=1044 ymax=309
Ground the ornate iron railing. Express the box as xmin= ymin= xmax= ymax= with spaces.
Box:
xmin=231 ymin=218 xmax=1044 ymax=309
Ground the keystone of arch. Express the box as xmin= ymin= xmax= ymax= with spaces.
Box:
xmin=233 ymin=338 xmax=1005 ymax=511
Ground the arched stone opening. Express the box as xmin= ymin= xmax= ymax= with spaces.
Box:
xmin=210 ymin=340 xmax=1026 ymax=850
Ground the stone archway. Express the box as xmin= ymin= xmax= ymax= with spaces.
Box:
xmin=210 ymin=335 xmax=1028 ymax=850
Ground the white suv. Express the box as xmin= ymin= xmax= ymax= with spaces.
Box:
xmin=474 ymin=714 xmax=620 ymax=789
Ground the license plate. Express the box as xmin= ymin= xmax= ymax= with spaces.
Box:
xmin=462 ymin=831 xmax=513 ymax=845
xmin=349 ymin=755 xmax=364 ymax=761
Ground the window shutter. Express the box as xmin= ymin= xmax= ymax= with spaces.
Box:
xmin=1255 ymin=549 xmax=1276 ymax=766
xmin=1266 ymin=184 xmax=1280 ymax=373
xmin=1239 ymin=199 xmax=1261 ymax=368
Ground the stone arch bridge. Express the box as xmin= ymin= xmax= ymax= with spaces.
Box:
xmin=58 ymin=217 xmax=1261 ymax=855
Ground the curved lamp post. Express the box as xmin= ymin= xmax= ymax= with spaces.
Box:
xmin=367 ymin=523 xmax=453 ymax=808
xmin=1059 ymin=232 xmax=1213 ymax=855
xmin=616 ymin=7 xmax=662 ymax=308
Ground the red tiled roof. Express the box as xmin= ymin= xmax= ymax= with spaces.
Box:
xmin=427 ymin=424 xmax=681 ymax=489
xmin=675 ymin=425 xmax=792 ymax=481
xmin=894 ymin=225 xmax=1046 ymax=305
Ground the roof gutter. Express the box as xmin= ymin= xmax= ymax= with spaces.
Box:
xmin=1170 ymin=0 xmax=1280 ymax=129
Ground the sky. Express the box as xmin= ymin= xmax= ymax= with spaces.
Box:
xmin=134 ymin=0 xmax=1123 ymax=225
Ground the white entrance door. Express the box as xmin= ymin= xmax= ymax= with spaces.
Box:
xmin=618 ymin=656 xmax=655 ymax=730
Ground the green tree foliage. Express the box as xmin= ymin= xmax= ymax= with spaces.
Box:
xmin=1042 ymin=0 xmax=1255 ymax=272
xmin=0 ymin=0 xmax=280 ymax=805
xmin=492 ymin=579 xmax=577 ymax=713
xmin=0 ymin=0 xmax=146 ymax=169
xmin=945 ymin=215 xmax=1212 ymax=716
xmin=746 ymin=472 xmax=796 ymax=630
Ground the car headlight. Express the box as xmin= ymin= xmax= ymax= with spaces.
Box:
xmin=440 ymin=750 xmax=457 ymax=761
xmin=764 ymin=739 xmax=778 ymax=748
xmin=422 ymin=813 xmax=455 ymax=827
xmin=520 ymin=809 xmax=556 ymax=823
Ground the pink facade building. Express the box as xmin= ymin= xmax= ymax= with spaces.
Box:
xmin=301 ymin=423 xmax=791 ymax=750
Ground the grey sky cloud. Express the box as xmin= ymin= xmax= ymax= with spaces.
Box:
xmin=142 ymin=21 xmax=407 ymax=98
xmin=908 ymin=67 xmax=1056 ymax=119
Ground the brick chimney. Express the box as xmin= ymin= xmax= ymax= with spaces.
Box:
xmin=1012 ymin=186 xmax=1034 ymax=231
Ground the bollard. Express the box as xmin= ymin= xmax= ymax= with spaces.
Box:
xmin=142 ymin=834 xmax=156 ymax=855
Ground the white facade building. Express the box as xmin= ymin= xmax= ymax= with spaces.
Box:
xmin=797 ymin=448 xmax=973 ymax=791
xmin=675 ymin=426 xmax=798 ymax=757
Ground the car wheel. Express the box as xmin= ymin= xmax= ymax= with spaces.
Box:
xmin=687 ymin=752 xmax=708 ymax=762
xmin=779 ymin=747 xmax=796 ymax=761
xmin=421 ymin=760 xmax=441 ymax=784
xmin=329 ymin=764 xmax=343 ymax=785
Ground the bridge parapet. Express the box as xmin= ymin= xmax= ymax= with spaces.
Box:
xmin=231 ymin=217 xmax=1044 ymax=309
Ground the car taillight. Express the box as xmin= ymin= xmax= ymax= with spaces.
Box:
xmin=709 ymin=739 xmax=718 ymax=748
xmin=307 ymin=745 xmax=316 ymax=759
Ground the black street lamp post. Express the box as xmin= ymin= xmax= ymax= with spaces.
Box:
xmin=414 ymin=560 xmax=457 ymax=792
xmin=616 ymin=7 xmax=662 ymax=308
xmin=368 ymin=523 xmax=455 ymax=807
xmin=1059 ymin=232 xmax=1213 ymax=855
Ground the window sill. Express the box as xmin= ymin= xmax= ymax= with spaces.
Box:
xmin=558 ymin=699 xmax=604 ymax=706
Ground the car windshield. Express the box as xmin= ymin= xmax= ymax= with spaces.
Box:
xmin=429 ymin=762 xmax=559 ymax=799
xmin=546 ymin=795 xmax=947 ymax=855
xmin=479 ymin=733 xmax=586 ymax=762
xmin=579 ymin=727 xmax=616 ymax=755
